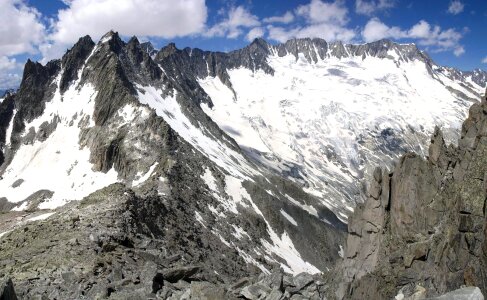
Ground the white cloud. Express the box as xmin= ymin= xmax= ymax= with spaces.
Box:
xmin=362 ymin=18 xmax=466 ymax=56
xmin=267 ymin=24 xmax=355 ymax=43
xmin=0 ymin=0 xmax=45 ymax=89
xmin=0 ymin=0 xmax=46 ymax=57
xmin=49 ymin=0 xmax=207 ymax=45
xmin=482 ymin=57 xmax=487 ymax=64
xmin=448 ymin=1 xmax=464 ymax=15
xmin=205 ymin=6 xmax=260 ymax=39
xmin=0 ymin=73 xmax=21 ymax=90
xmin=0 ymin=56 xmax=20 ymax=71
xmin=362 ymin=18 xmax=406 ymax=41
xmin=355 ymin=0 xmax=395 ymax=16
xmin=267 ymin=0 xmax=356 ymax=43
xmin=263 ymin=11 xmax=295 ymax=24
xmin=296 ymin=0 xmax=349 ymax=26
xmin=246 ymin=27 xmax=265 ymax=42
xmin=0 ymin=56 xmax=23 ymax=89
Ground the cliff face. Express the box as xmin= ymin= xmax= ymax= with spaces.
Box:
xmin=340 ymin=89 xmax=487 ymax=299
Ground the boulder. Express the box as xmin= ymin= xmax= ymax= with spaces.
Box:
xmin=429 ymin=286 xmax=484 ymax=300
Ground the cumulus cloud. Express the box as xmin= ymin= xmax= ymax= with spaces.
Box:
xmin=38 ymin=0 xmax=208 ymax=63
xmin=205 ymin=6 xmax=260 ymax=39
xmin=296 ymin=0 xmax=349 ymax=26
xmin=267 ymin=0 xmax=356 ymax=43
xmin=355 ymin=0 xmax=395 ymax=16
xmin=0 ymin=56 xmax=23 ymax=89
xmin=362 ymin=18 xmax=466 ymax=56
xmin=448 ymin=1 xmax=464 ymax=15
xmin=246 ymin=27 xmax=265 ymax=42
xmin=482 ymin=57 xmax=487 ymax=64
xmin=50 ymin=0 xmax=207 ymax=45
xmin=263 ymin=12 xmax=295 ymax=24
xmin=0 ymin=0 xmax=46 ymax=88
xmin=0 ymin=0 xmax=46 ymax=57
xmin=0 ymin=73 xmax=21 ymax=90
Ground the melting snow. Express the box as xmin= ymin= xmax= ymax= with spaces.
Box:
xmin=284 ymin=194 xmax=319 ymax=218
xmin=231 ymin=224 xmax=251 ymax=240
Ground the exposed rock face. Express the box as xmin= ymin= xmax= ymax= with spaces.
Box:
xmin=340 ymin=89 xmax=487 ymax=299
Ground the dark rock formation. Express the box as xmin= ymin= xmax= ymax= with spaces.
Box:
xmin=0 ymin=278 xmax=17 ymax=300
xmin=339 ymin=89 xmax=487 ymax=299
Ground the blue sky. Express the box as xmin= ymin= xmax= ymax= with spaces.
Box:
xmin=0 ymin=0 xmax=486 ymax=89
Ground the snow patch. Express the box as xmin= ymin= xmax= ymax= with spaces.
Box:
xmin=27 ymin=212 xmax=56 ymax=222
xmin=262 ymin=230 xmax=320 ymax=275
xmin=224 ymin=175 xmax=251 ymax=213
xmin=195 ymin=211 xmax=206 ymax=228
xmin=201 ymin=168 xmax=218 ymax=192
xmin=284 ymin=194 xmax=319 ymax=218
xmin=0 ymin=81 xmax=119 ymax=209
xmin=280 ymin=209 xmax=298 ymax=226
xmin=132 ymin=162 xmax=158 ymax=186
xmin=338 ymin=245 xmax=344 ymax=258
xmin=4 ymin=109 xmax=16 ymax=147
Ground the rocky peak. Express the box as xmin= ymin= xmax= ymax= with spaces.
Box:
xmin=275 ymin=38 xmax=328 ymax=62
xmin=60 ymin=35 xmax=95 ymax=93
xmin=140 ymin=41 xmax=157 ymax=58
xmin=98 ymin=30 xmax=125 ymax=54
xmin=246 ymin=38 xmax=271 ymax=55
xmin=157 ymin=42 xmax=178 ymax=60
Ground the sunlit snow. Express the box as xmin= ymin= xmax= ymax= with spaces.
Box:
xmin=0 ymin=68 xmax=119 ymax=209
xmin=199 ymin=51 xmax=484 ymax=219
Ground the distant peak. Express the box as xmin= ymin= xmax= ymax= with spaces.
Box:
xmin=250 ymin=38 xmax=269 ymax=47
xmin=99 ymin=30 xmax=120 ymax=44
xmin=128 ymin=36 xmax=140 ymax=46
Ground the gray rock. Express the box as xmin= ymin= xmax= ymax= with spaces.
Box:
xmin=429 ymin=286 xmax=484 ymax=300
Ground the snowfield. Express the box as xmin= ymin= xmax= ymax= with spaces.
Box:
xmin=199 ymin=50 xmax=484 ymax=220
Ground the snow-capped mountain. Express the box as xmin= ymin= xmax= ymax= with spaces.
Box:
xmin=0 ymin=32 xmax=486 ymax=285
xmin=0 ymin=32 xmax=345 ymax=281
xmin=156 ymin=37 xmax=486 ymax=220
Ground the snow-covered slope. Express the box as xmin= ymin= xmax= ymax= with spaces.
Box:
xmin=194 ymin=39 xmax=486 ymax=220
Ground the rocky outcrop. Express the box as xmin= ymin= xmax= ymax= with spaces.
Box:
xmin=339 ymin=89 xmax=487 ymax=299
xmin=0 ymin=278 xmax=17 ymax=300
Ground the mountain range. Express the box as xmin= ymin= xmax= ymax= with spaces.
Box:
xmin=0 ymin=31 xmax=486 ymax=299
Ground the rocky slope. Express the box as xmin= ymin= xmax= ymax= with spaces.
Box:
xmin=337 ymin=89 xmax=487 ymax=299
